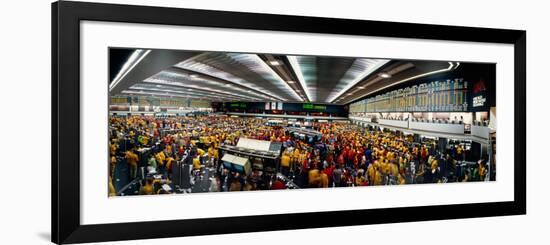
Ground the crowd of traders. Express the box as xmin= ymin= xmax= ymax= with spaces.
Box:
xmin=108 ymin=115 xmax=490 ymax=196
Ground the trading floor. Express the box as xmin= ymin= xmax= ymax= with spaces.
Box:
xmin=108 ymin=48 xmax=496 ymax=196
xmin=109 ymin=115 xmax=493 ymax=196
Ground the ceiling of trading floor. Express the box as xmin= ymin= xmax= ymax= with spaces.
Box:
xmin=109 ymin=49 xmax=458 ymax=105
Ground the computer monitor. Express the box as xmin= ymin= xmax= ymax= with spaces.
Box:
xmin=233 ymin=164 xmax=244 ymax=173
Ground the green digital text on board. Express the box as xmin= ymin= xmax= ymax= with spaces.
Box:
xmin=230 ymin=102 xmax=247 ymax=108
xmin=303 ymin=103 xmax=326 ymax=110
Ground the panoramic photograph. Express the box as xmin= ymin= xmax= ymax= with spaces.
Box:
xmin=107 ymin=48 xmax=496 ymax=197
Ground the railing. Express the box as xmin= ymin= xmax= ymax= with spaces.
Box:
xmin=471 ymin=125 xmax=490 ymax=139
xmin=378 ymin=118 xmax=409 ymax=128
xmin=349 ymin=116 xmax=491 ymax=142
xmin=348 ymin=116 xmax=373 ymax=123
xmin=409 ymin=120 xmax=464 ymax=134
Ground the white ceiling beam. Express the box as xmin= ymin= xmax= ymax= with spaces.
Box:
xmin=287 ymin=55 xmax=313 ymax=102
xmin=326 ymin=58 xmax=390 ymax=103
xmin=109 ymin=49 xmax=151 ymax=92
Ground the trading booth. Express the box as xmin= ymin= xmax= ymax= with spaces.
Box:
xmin=218 ymin=138 xmax=283 ymax=173
xmin=285 ymin=127 xmax=322 ymax=144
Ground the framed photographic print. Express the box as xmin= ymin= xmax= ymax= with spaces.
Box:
xmin=52 ymin=1 xmax=526 ymax=244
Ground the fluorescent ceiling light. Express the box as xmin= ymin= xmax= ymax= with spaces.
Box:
xmin=128 ymin=85 xmax=239 ymax=99
xmin=145 ymin=70 xmax=272 ymax=101
xmin=122 ymin=89 xmax=247 ymax=101
xmin=287 ymin=80 xmax=295 ymax=84
xmin=142 ymin=77 xmax=263 ymax=101
xmin=326 ymin=58 xmax=390 ymax=103
xmin=109 ymin=49 xmax=151 ymax=91
xmin=226 ymin=54 xmax=303 ymax=102
xmin=378 ymin=72 xmax=392 ymax=78
xmin=175 ymin=55 xmax=286 ymax=101
xmin=122 ymin=90 xmax=204 ymax=100
xmin=287 ymin=55 xmax=313 ymax=102
xmin=269 ymin=60 xmax=282 ymax=66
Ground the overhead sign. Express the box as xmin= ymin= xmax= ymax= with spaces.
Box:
xmin=473 ymin=95 xmax=486 ymax=107
xmin=303 ymin=103 xmax=327 ymax=111
xmin=472 ymin=79 xmax=487 ymax=109
xmin=230 ymin=102 xmax=247 ymax=108
xmin=277 ymin=102 xmax=283 ymax=110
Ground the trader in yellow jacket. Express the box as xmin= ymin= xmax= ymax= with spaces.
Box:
xmin=155 ymin=151 xmax=166 ymax=167
xmin=292 ymin=148 xmax=300 ymax=166
xmin=193 ymin=156 xmax=201 ymax=170
xmin=165 ymin=157 xmax=174 ymax=172
xmin=125 ymin=149 xmax=139 ymax=179
xmin=197 ymin=148 xmax=206 ymax=157
xmin=208 ymin=146 xmax=218 ymax=160
xmin=139 ymin=178 xmax=154 ymax=195
xmin=280 ymin=152 xmax=291 ymax=176
xmin=308 ymin=168 xmax=321 ymax=187
xmin=108 ymin=176 xmax=117 ymax=197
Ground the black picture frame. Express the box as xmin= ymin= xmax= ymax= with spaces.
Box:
xmin=52 ymin=1 xmax=526 ymax=244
